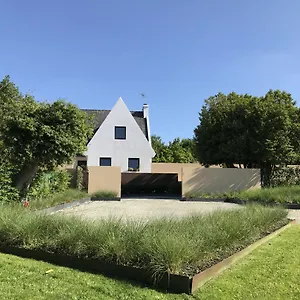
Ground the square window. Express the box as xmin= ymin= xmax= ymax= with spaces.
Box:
xmin=99 ymin=157 xmax=112 ymax=166
xmin=77 ymin=160 xmax=87 ymax=169
xmin=128 ymin=158 xmax=140 ymax=171
xmin=115 ymin=126 xmax=126 ymax=139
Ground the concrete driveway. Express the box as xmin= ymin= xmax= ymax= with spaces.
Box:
xmin=58 ymin=199 xmax=240 ymax=221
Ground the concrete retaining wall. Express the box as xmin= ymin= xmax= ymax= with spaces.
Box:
xmin=88 ymin=166 xmax=121 ymax=196
xmin=182 ymin=167 xmax=261 ymax=196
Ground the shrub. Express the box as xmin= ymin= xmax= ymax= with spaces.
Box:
xmin=270 ymin=166 xmax=300 ymax=187
xmin=0 ymin=163 xmax=19 ymax=202
xmin=27 ymin=170 xmax=70 ymax=201
xmin=76 ymin=166 xmax=84 ymax=190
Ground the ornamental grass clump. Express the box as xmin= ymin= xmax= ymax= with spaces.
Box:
xmin=91 ymin=190 xmax=118 ymax=199
xmin=0 ymin=204 xmax=288 ymax=278
xmin=229 ymin=186 xmax=300 ymax=204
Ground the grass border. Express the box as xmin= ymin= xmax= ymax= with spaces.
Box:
xmin=37 ymin=197 xmax=91 ymax=214
xmin=91 ymin=197 xmax=121 ymax=201
xmin=224 ymin=198 xmax=300 ymax=209
xmin=182 ymin=197 xmax=300 ymax=209
xmin=37 ymin=197 xmax=122 ymax=214
xmin=181 ymin=197 xmax=226 ymax=203
xmin=0 ymin=220 xmax=293 ymax=294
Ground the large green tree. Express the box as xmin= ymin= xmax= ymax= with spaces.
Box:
xmin=0 ymin=76 xmax=92 ymax=193
xmin=151 ymin=135 xmax=197 ymax=163
xmin=194 ymin=90 xmax=300 ymax=184
xmin=151 ymin=135 xmax=172 ymax=162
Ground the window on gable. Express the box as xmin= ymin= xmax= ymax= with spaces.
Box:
xmin=99 ymin=157 xmax=112 ymax=166
xmin=128 ymin=158 xmax=140 ymax=171
xmin=115 ymin=126 xmax=126 ymax=140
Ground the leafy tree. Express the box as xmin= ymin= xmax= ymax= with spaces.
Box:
xmin=168 ymin=138 xmax=197 ymax=163
xmin=0 ymin=145 xmax=19 ymax=202
xmin=151 ymin=135 xmax=198 ymax=163
xmin=151 ymin=135 xmax=172 ymax=162
xmin=194 ymin=90 xmax=300 ymax=185
xmin=0 ymin=76 xmax=93 ymax=194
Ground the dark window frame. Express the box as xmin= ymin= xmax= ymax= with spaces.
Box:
xmin=128 ymin=158 xmax=140 ymax=171
xmin=115 ymin=126 xmax=126 ymax=140
xmin=77 ymin=160 xmax=87 ymax=168
xmin=99 ymin=157 xmax=112 ymax=166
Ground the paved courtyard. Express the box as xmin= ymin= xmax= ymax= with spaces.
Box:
xmin=58 ymin=199 xmax=240 ymax=221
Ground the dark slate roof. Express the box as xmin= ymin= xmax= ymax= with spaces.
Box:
xmin=82 ymin=109 xmax=148 ymax=140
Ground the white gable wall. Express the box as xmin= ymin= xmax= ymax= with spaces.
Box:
xmin=86 ymin=98 xmax=155 ymax=172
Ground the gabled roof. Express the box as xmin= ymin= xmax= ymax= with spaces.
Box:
xmin=82 ymin=109 xmax=148 ymax=140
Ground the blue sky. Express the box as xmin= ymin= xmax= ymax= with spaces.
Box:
xmin=1 ymin=0 xmax=300 ymax=142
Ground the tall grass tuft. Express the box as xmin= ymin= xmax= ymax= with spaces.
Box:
xmin=229 ymin=186 xmax=300 ymax=204
xmin=27 ymin=189 xmax=88 ymax=210
xmin=91 ymin=190 xmax=118 ymax=199
xmin=0 ymin=204 xmax=288 ymax=278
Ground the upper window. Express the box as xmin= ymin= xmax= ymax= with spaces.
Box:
xmin=77 ymin=160 xmax=87 ymax=169
xmin=115 ymin=126 xmax=126 ymax=140
xmin=99 ymin=157 xmax=112 ymax=166
xmin=128 ymin=158 xmax=140 ymax=171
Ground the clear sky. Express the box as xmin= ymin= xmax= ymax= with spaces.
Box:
xmin=1 ymin=0 xmax=300 ymax=142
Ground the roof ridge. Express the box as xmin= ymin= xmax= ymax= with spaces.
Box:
xmin=81 ymin=109 xmax=143 ymax=115
xmin=81 ymin=109 xmax=110 ymax=111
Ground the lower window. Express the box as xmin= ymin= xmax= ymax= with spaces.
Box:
xmin=128 ymin=158 xmax=140 ymax=171
xmin=99 ymin=157 xmax=112 ymax=166
xmin=77 ymin=160 xmax=87 ymax=169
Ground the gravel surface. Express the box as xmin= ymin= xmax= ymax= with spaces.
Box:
xmin=57 ymin=199 xmax=241 ymax=221
xmin=287 ymin=210 xmax=300 ymax=223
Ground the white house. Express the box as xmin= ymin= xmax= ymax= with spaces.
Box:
xmin=79 ymin=97 xmax=155 ymax=173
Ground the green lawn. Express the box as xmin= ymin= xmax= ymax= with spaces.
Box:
xmin=0 ymin=252 xmax=190 ymax=300
xmin=1 ymin=225 xmax=299 ymax=299
xmin=197 ymin=225 xmax=300 ymax=299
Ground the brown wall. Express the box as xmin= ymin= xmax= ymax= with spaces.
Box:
xmin=182 ymin=167 xmax=261 ymax=196
xmin=151 ymin=163 xmax=221 ymax=181
xmin=88 ymin=166 xmax=121 ymax=196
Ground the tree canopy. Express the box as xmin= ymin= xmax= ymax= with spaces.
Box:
xmin=194 ymin=90 xmax=300 ymax=181
xmin=0 ymin=76 xmax=93 ymax=194
xmin=151 ymin=135 xmax=197 ymax=163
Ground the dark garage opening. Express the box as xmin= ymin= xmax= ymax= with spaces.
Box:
xmin=121 ymin=173 xmax=182 ymax=198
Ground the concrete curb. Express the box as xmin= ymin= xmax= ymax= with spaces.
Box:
xmin=181 ymin=197 xmax=226 ymax=203
xmin=38 ymin=196 xmax=123 ymax=215
xmin=182 ymin=197 xmax=300 ymax=209
xmin=191 ymin=220 xmax=295 ymax=293
xmin=225 ymin=198 xmax=300 ymax=209
xmin=38 ymin=197 xmax=91 ymax=214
